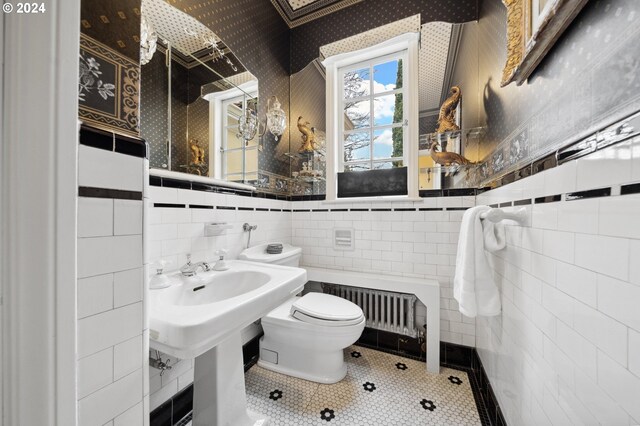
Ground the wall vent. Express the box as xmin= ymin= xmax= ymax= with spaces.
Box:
xmin=333 ymin=228 xmax=354 ymax=250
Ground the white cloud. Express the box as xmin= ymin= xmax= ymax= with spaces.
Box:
xmin=345 ymin=79 xmax=398 ymax=122
xmin=374 ymin=128 xmax=393 ymax=145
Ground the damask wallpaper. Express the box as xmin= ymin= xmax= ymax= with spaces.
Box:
xmin=477 ymin=0 xmax=640 ymax=184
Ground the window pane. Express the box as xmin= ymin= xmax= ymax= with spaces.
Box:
xmin=373 ymin=160 xmax=403 ymax=169
xmin=344 ymin=100 xmax=370 ymax=130
xmin=343 ymin=68 xmax=370 ymax=99
xmin=344 ymin=163 xmax=371 ymax=172
xmin=226 ymin=127 xmax=242 ymax=149
xmin=225 ymin=150 xmax=243 ymax=175
xmin=373 ymin=128 xmax=394 ymax=159
xmin=374 ymin=93 xmax=402 ymax=126
xmin=245 ymin=148 xmax=258 ymax=172
xmin=373 ymin=59 xmax=402 ymax=94
xmin=344 ymin=132 xmax=370 ymax=162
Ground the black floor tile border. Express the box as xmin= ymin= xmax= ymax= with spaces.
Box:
xmin=150 ymin=334 xmax=262 ymax=426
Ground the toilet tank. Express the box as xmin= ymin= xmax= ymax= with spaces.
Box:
xmin=238 ymin=243 xmax=302 ymax=267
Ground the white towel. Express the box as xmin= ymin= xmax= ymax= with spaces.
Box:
xmin=453 ymin=206 xmax=505 ymax=318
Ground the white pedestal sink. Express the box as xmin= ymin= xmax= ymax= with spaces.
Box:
xmin=149 ymin=260 xmax=307 ymax=426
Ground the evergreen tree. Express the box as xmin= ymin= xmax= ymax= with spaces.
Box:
xmin=391 ymin=60 xmax=403 ymax=166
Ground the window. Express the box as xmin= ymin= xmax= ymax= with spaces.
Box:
xmin=340 ymin=52 xmax=406 ymax=172
xmin=221 ymin=94 xmax=258 ymax=183
xmin=323 ymin=33 xmax=419 ymax=200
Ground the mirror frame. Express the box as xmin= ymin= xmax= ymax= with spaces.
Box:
xmin=501 ymin=0 xmax=588 ymax=87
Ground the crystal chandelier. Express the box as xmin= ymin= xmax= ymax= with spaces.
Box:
xmin=266 ymin=96 xmax=287 ymax=141
xmin=237 ymin=101 xmax=259 ymax=143
xmin=140 ymin=16 xmax=158 ymax=65
xmin=184 ymin=28 xmax=237 ymax=72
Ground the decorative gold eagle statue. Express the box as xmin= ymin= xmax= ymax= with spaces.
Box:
xmin=436 ymin=86 xmax=461 ymax=134
xmin=297 ymin=116 xmax=316 ymax=152
xmin=429 ymin=141 xmax=473 ymax=167
xmin=189 ymin=138 xmax=205 ymax=165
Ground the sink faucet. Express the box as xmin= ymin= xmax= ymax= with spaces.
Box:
xmin=180 ymin=254 xmax=211 ymax=277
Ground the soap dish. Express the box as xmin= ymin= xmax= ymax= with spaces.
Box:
xmin=205 ymin=222 xmax=233 ymax=236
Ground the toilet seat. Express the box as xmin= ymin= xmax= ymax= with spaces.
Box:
xmin=290 ymin=293 xmax=364 ymax=327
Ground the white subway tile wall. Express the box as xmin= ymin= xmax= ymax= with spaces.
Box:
xmin=147 ymin=188 xmax=292 ymax=410
xmin=77 ymin=146 xmax=148 ymax=426
xmin=476 ymin=138 xmax=640 ymax=426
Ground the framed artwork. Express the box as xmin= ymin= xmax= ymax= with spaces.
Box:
xmin=501 ymin=0 xmax=588 ymax=87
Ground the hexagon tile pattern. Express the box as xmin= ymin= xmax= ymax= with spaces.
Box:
xmin=237 ymin=345 xmax=481 ymax=425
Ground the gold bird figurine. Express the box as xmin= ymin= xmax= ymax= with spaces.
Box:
xmin=429 ymin=141 xmax=473 ymax=167
xmin=436 ymin=86 xmax=461 ymax=134
xmin=297 ymin=116 xmax=316 ymax=152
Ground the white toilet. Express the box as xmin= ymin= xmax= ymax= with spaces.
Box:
xmin=239 ymin=243 xmax=366 ymax=383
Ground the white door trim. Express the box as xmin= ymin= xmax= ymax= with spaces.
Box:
xmin=1 ymin=1 xmax=80 ymax=425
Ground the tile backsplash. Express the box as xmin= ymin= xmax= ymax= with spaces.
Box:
xmin=475 ymin=136 xmax=640 ymax=425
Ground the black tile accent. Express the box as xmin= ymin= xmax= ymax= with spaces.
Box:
xmin=330 ymin=208 xmax=349 ymax=212
xmin=499 ymin=202 xmax=512 ymax=208
xmin=621 ymin=182 xmax=640 ymax=195
xmin=446 ymin=207 xmax=469 ymax=211
xmin=311 ymin=208 xmax=329 ymax=212
xmin=162 ymin=178 xmax=193 ymax=189
xmin=565 ymin=187 xmax=611 ymax=201
xmin=79 ymin=187 xmax=142 ymax=201
xmin=350 ymin=208 xmax=369 ymax=211
xmin=371 ymin=208 xmax=392 ymax=211
xmin=149 ymin=399 xmax=172 ymax=426
xmin=357 ymin=327 xmax=378 ymax=347
xmin=238 ymin=207 xmax=255 ymax=211
xmin=79 ymin=125 xmax=114 ymax=151
xmin=154 ymin=203 xmax=186 ymax=208
xmin=189 ymin=204 xmax=214 ymax=209
xmin=419 ymin=189 xmax=444 ymax=197
xmin=534 ymin=194 xmax=561 ymax=204
xmin=150 ymin=175 xmax=162 ymax=187
xmin=172 ymin=386 xmax=193 ymax=425
xmin=394 ymin=208 xmax=416 ymax=211
xmin=270 ymin=208 xmax=282 ymax=212
xmin=216 ymin=206 xmax=236 ymax=210
xmin=289 ymin=194 xmax=327 ymax=202
xmin=337 ymin=167 xmax=408 ymax=198
xmin=489 ymin=203 xmax=499 ymax=208
xmin=191 ymin=182 xmax=216 ymax=192
xmin=513 ymin=198 xmax=531 ymax=206
xmin=115 ymin=134 xmax=147 ymax=158
xmin=445 ymin=188 xmax=478 ymax=196
xmin=282 ymin=209 xmax=292 ymax=212
xmin=420 ymin=208 xmax=444 ymax=211
xmin=293 ymin=209 xmax=311 ymax=212
xmin=531 ymin=153 xmax=557 ymax=175
xmin=255 ymin=208 xmax=269 ymax=211
xmin=440 ymin=342 xmax=474 ymax=368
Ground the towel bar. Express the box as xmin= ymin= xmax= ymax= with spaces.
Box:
xmin=480 ymin=207 xmax=527 ymax=224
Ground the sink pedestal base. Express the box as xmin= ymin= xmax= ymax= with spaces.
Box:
xmin=193 ymin=332 xmax=269 ymax=426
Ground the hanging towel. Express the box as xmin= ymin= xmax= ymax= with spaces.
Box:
xmin=453 ymin=206 xmax=506 ymax=317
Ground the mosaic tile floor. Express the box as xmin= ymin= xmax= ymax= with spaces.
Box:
xmin=240 ymin=345 xmax=482 ymax=426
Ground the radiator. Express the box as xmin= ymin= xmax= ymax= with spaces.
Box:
xmin=321 ymin=283 xmax=418 ymax=338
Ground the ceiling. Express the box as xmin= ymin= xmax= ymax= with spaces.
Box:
xmin=270 ymin=0 xmax=363 ymax=28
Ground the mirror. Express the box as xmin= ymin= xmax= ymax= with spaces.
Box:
xmin=140 ymin=0 xmax=259 ymax=183
xmin=288 ymin=17 xmax=482 ymax=196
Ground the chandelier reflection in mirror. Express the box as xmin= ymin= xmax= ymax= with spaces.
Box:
xmin=266 ymin=96 xmax=287 ymax=141
xmin=140 ymin=16 xmax=158 ymax=65
xmin=237 ymin=98 xmax=259 ymax=144
xmin=184 ymin=28 xmax=237 ymax=72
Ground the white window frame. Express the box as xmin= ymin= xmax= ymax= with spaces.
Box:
xmin=323 ymin=32 xmax=420 ymax=201
xmin=203 ymin=80 xmax=258 ymax=182
xmin=220 ymin=95 xmax=259 ymax=182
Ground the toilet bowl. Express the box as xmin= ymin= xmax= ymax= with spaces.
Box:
xmin=238 ymin=243 xmax=366 ymax=383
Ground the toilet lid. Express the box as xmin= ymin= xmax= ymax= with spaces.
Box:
xmin=290 ymin=293 xmax=364 ymax=326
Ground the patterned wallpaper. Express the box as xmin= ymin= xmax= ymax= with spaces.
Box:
xmin=173 ymin=0 xmax=292 ymax=178
xmin=140 ymin=50 xmax=168 ymax=167
xmin=79 ymin=0 xmax=141 ymax=137
xmin=290 ymin=0 xmax=478 ymax=74
xmin=477 ymin=0 xmax=640 ymax=184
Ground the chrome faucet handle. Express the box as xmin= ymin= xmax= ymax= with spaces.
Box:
xmin=215 ymin=249 xmax=228 ymax=259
